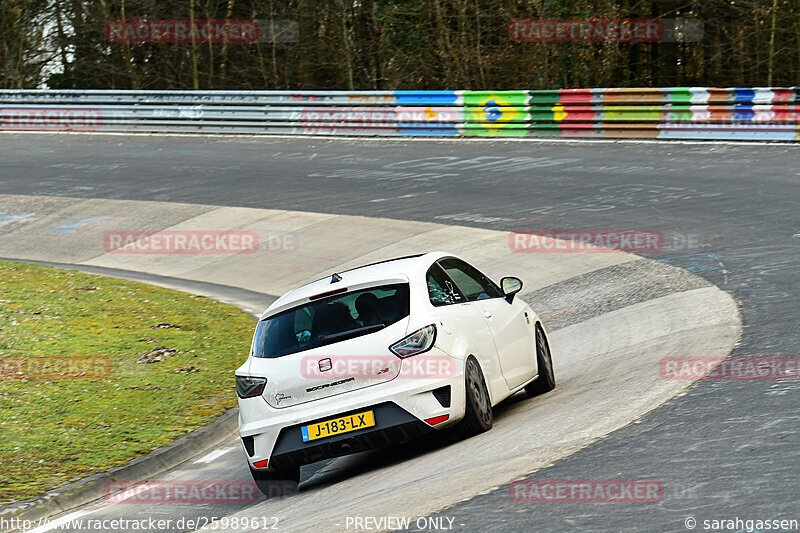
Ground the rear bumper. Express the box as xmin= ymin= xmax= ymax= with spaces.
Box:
xmin=267 ymin=402 xmax=430 ymax=470
xmin=239 ymin=362 xmax=466 ymax=470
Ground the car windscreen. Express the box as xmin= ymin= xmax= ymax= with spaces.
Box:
xmin=252 ymin=283 xmax=410 ymax=358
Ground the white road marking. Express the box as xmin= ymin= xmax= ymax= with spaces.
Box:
xmin=26 ymin=509 xmax=96 ymax=533
xmin=5 ymin=130 xmax=800 ymax=148
xmin=194 ymin=447 xmax=234 ymax=464
xmin=370 ymin=191 xmax=437 ymax=203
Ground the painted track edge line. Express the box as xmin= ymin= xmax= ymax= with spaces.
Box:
xmin=2 ymin=130 xmax=800 ymax=147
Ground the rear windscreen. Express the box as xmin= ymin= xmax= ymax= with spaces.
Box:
xmin=252 ymin=283 xmax=410 ymax=358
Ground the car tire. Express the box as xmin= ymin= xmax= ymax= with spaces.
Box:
xmin=525 ymin=324 xmax=556 ymax=397
xmin=453 ymin=356 xmax=493 ymax=438
xmin=249 ymin=465 xmax=300 ymax=498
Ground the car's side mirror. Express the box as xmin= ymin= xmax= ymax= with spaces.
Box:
xmin=500 ymin=276 xmax=523 ymax=303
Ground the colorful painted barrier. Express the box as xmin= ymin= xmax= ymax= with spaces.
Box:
xmin=1 ymin=88 xmax=798 ymax=140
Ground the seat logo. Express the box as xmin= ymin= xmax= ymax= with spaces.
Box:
xmin=319 ymin=358 xmax=332 ymax=372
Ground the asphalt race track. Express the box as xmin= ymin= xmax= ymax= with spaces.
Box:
xmin=0 ymin=193 xmax=738 ymax=533
xmin=1 ymin=134 xmax=799 ymax=532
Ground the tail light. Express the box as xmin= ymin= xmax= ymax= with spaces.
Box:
xmin=389 ymin=324 xmax=436 ymax=358
xmin=236 ymin=375 xmax=267 ymax=398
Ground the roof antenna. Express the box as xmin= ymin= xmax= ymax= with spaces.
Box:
xmin=331 ymin=273 xmax=342 ymax=283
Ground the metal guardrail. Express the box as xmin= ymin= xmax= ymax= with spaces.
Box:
xmin=1 ymin=88 xmax=799 ymax=140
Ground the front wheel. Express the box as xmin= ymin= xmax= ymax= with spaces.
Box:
xmin=453 ymin=357 xmax=493 ymax=439
xmin=525 ymin=324 xmax=556 ymax=397
xmin=249 ymin=465 xmax=300 ymax=498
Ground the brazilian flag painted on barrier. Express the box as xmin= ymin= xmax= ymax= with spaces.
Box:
xmin=463 ymin=91 xmax=529 ymax=136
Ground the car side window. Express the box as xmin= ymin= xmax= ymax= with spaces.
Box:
xmin=426 ymin=264 xmax=464 ymax=306
xmin=438 ymin=258 xmax=502 ymax=302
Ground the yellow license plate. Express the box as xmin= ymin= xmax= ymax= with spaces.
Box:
xmin=301 ymin=410 xmax=375 ymax=442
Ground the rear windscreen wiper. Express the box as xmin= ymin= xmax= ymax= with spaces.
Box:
xmin=318 ymin=324 xmax=386 ymax=345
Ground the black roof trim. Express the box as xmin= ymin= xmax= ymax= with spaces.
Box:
xmin=304 ymin=253 xmax=427 ymax=287
xmin=338 ymin=253 xmax=426 ymax=274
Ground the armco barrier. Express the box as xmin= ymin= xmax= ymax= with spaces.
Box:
xmin=1 ymin=87 xmax=798 ymax=140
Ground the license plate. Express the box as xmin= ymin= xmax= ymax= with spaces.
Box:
xmin=301 ymin=410 xmax=375 ymax=442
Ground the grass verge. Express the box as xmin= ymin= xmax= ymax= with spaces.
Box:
xmin=0 ymin=261 xmax=255 ymax=504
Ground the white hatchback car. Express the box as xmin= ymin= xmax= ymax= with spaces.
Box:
xmin=235 ymin=252 xmax=555 ymax=494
